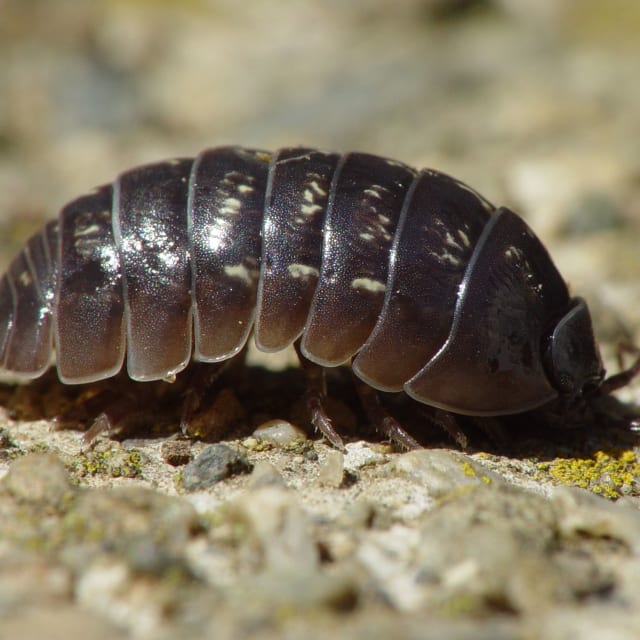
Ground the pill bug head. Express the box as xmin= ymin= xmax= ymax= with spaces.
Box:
xmin=402 ymin=207 xmax=605 ymax=419
xmin=542 ymin=297 xmax=605 ymax=405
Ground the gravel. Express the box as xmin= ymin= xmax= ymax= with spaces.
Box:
xmin=1 ymin=1 xmax=640 ymax=638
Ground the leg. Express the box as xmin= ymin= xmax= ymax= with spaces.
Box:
xmin=50 ymin=380 xmax=141 ymax=445
xmin=81 ymin=394 xmax=142 ymax=445
xmin=53 ymin=387 xmax=120 ymax=429
xmin=294 ymin=341 xmax=345 ymax=450
xmin=601 ymin=350 xmax=640 ymax=394
xmin=352 ymin=375 xmax=420 ymax=450
xmin=52 ymin=382 xmax=153 ymax=446
xmin=425 ymin=407 xmax=469 ymax=450
xmin=615 ymin=340 xmax=640 ymax=373
xmin=180 ymin=345 xmax=250 ymax=439
xmin=179 ymin=361 xmax=229 ymax=438
xmin=470 ymin=415 xmax=509 ymax=448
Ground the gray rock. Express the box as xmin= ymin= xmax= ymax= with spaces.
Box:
xmin=182 ymin=444 xmax=252 ymax=491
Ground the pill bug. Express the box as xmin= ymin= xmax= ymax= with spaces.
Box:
xmin=0 ymin=146 xmax=637 ymax=448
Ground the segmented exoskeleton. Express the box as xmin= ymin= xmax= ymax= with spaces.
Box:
xmin=2 ymin=146 xmax=633 ymax=448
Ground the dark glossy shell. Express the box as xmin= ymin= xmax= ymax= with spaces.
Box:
xmin=0 ymin=146 xmax=587 ymax=415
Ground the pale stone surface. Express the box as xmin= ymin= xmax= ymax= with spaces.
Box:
xmin=1 ymin=2 xmax=640 ymax=638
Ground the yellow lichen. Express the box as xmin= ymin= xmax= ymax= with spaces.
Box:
xmin=460 ymin=460 xmax=492 ymax=484
xmin=461 ymin=461 xmax=477 ymax=477
xmin=70 ymin=444 xmax=144 ymax=478
xmin=535 ymin=449 xmax=640 ymax=499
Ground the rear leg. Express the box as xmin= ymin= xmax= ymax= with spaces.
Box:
xmin=295 ymin=342 xmax=470 ymax=450
xmin=294 ymin=341 xmax=346 ymax=450
xmin=351 ymin=375 xmax=420 ymax=450
xmin=414 ymin=405 xmax=469 ymax=449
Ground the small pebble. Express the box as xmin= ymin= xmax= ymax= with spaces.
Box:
xmin=318 ymin=450 xmax=345 ymax=487
xmin=248 ymin=461 xmax=287 ymax=490
xmin=182 ymin=444 xmax=252 ymax=491
xmin=252 ymin=419 xmax=307 ymax=447
xmin=241 ymin=436 xmax=259 ymax=450
xmin=304 ymin=448 xmax=319 ymax=461
xmin=343 ymin=441 xmax=388 ymax=473
xmin=161 ymin=439 xmax=193 ymax=466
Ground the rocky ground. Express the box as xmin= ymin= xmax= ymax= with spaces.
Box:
xmin=1 ymin=1 xmax=640 ymax=638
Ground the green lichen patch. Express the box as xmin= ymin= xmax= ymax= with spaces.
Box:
xmin=68 ymin=442 xmax=145 ymax=479
xmin=536 ymin=450 xmax=640 ymax=499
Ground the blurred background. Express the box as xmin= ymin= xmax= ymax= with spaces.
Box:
xmin=0 ymin=0 xmax=639 ymax=354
